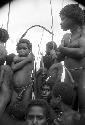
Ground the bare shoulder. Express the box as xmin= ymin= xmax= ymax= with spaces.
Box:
xmin=79 ymin=34 xmax=85 ymax=47
xmin=79 ymin=25 xmax=85 ymax=44
xmin=28 ymin=52 xmax=35 ymax=59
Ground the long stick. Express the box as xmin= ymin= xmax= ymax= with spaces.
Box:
xmin=20 ymin=25 xmax=54 ymax=39
xmin=50 ymin=0 xmax=54 ymax=41
xmin=7 ymin=2 xmax=11 ymax=32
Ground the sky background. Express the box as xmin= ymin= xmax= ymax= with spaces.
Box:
xmin=0 ymin=0 xmax=84 ymax=69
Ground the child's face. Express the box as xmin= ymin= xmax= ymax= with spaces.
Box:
xmin=41 ymin=85 xmax=51 ymax=99
xmin=17 ymin=43 xmax=30 ymax=57
xmin=46 ymin=46 xmax=52 ymax=54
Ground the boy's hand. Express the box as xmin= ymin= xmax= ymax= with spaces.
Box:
xmin=50 ymin=49 xmax=56 ymax=56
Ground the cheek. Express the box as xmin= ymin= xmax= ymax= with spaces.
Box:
xmin=27 ymin=119 xmax=47 ymax=125
xmin=62 ymin=21 xmax=67 ymax=27
xmin=26 ymin=50 xmax=30 ymax=54
xmin=47 ymin=91 xmax=50 ymax=95
xmin=18 ymin=50 xmax=23 ymax=53
xmin=38 ymin=119 xmax=47 ymax=125
xmin=27 ymin=120 xmax=32 ymax=125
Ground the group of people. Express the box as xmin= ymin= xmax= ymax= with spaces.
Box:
xmin=0 ymin=3 xmax=85 ymax=125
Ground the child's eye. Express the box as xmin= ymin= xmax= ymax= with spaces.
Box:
xmin=24 ymin=47 xmax=28 ymax=50
xmin=37 ymin=116 xmax=44 ymax=120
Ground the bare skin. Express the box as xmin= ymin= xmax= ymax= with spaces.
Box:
xmin=8 ymin=42 xmax=34 ymax=120
xmin=12 ymin=53 xmax=34 ymax=87
xmin=11 ymin=41 xmax=34 ymax=87
xmin=0 ymin=65 xmax=13 ymax=117
xmin=27 ymin=106 xmax=47 ymax=125
xmin=58 ymin=14 xmax=85 ymax=114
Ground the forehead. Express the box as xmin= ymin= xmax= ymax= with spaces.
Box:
xmin=28 ymin=106 xmax=45 ymax=115
xmin=18 ymin=42 xmax=28 ymax=48
xmin=43 ymin=85 xmax=50 ymax=89
xmin=46 ymin=43 xmax=52 ymax=48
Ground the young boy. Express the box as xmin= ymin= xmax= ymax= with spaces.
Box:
xmin=7 ymin=39 xmax=34 ymax=120
xmin=12 ymin=39 xmax=34 ymax=87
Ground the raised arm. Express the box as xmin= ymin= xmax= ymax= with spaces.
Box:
xmin=13 ymin=55 xmax=26 ymax=63
xmin=11 ymin=53 xmax=34 ymax=72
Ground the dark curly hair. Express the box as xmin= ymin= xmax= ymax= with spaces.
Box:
xmin=46 ymin=41 xmax=57 ymax=51
xmin=0 ymin=28 xmax=9 ymax=43
xmin=52 ymin=81 xmax=74 ymax=106
xmin=16 ymin=38 xmax=32 ymax=51
xmin=60 ymin=4 xmax=84 ymax=26
xmin=26 ymin=99 xmax=55 ymax=125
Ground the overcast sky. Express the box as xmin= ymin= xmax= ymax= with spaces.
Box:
xmin=0 ymin=0 xmax=84 ymax=69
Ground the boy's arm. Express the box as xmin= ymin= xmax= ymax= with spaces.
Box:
xmin=13 ymin=56 xmax=26 ymax=63
xmin=11 ymin=53 xmax=34 ymax=72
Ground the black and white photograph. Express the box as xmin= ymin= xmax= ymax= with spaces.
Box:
xmin=0 ymin=0 xmax=85 ymax=125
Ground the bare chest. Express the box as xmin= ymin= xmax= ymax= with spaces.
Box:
xmin=13 ymin=63 xmax=33 ymax=87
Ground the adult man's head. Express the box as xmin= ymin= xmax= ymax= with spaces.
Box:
xmin=52 ymin=81 xmax=74 ymax=106
xmin=26 ymin=99 xmax=54 ymax=125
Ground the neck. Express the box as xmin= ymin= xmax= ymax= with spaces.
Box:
xmin=70 ymin=25 xmax=82 ymax=41
xmin=70 ymin=25 xmax=81 ymax=35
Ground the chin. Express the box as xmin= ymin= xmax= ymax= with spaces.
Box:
xmin=63 ymin=29 xmax=68 ymax=31
xmin=62 ymin=28 xmax=67 ymax=31
xmin=61 ymin=26 xmax=68 ymax=31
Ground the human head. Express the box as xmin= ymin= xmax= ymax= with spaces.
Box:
xmin=46 ymin=41 xmax=57 ymax=54
xmin=59 ymin=4 xmax=84 ymax=31
xmin=40 ymin=76 xmax=55 ymax=100
xmin=52 ymin=81 xmax=74 ymax=106
xmin=26 ymin=99 xmax=54 ymax=125
xmin=6 ymin=53 xmax=15 ymax=66
xmin=41 ymin=84 xmax=51 ymax=100
xmin=16 ymin=38 xmax=32 ymax=57
xmin=0 ymin=28 xmax=9 ymax=43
